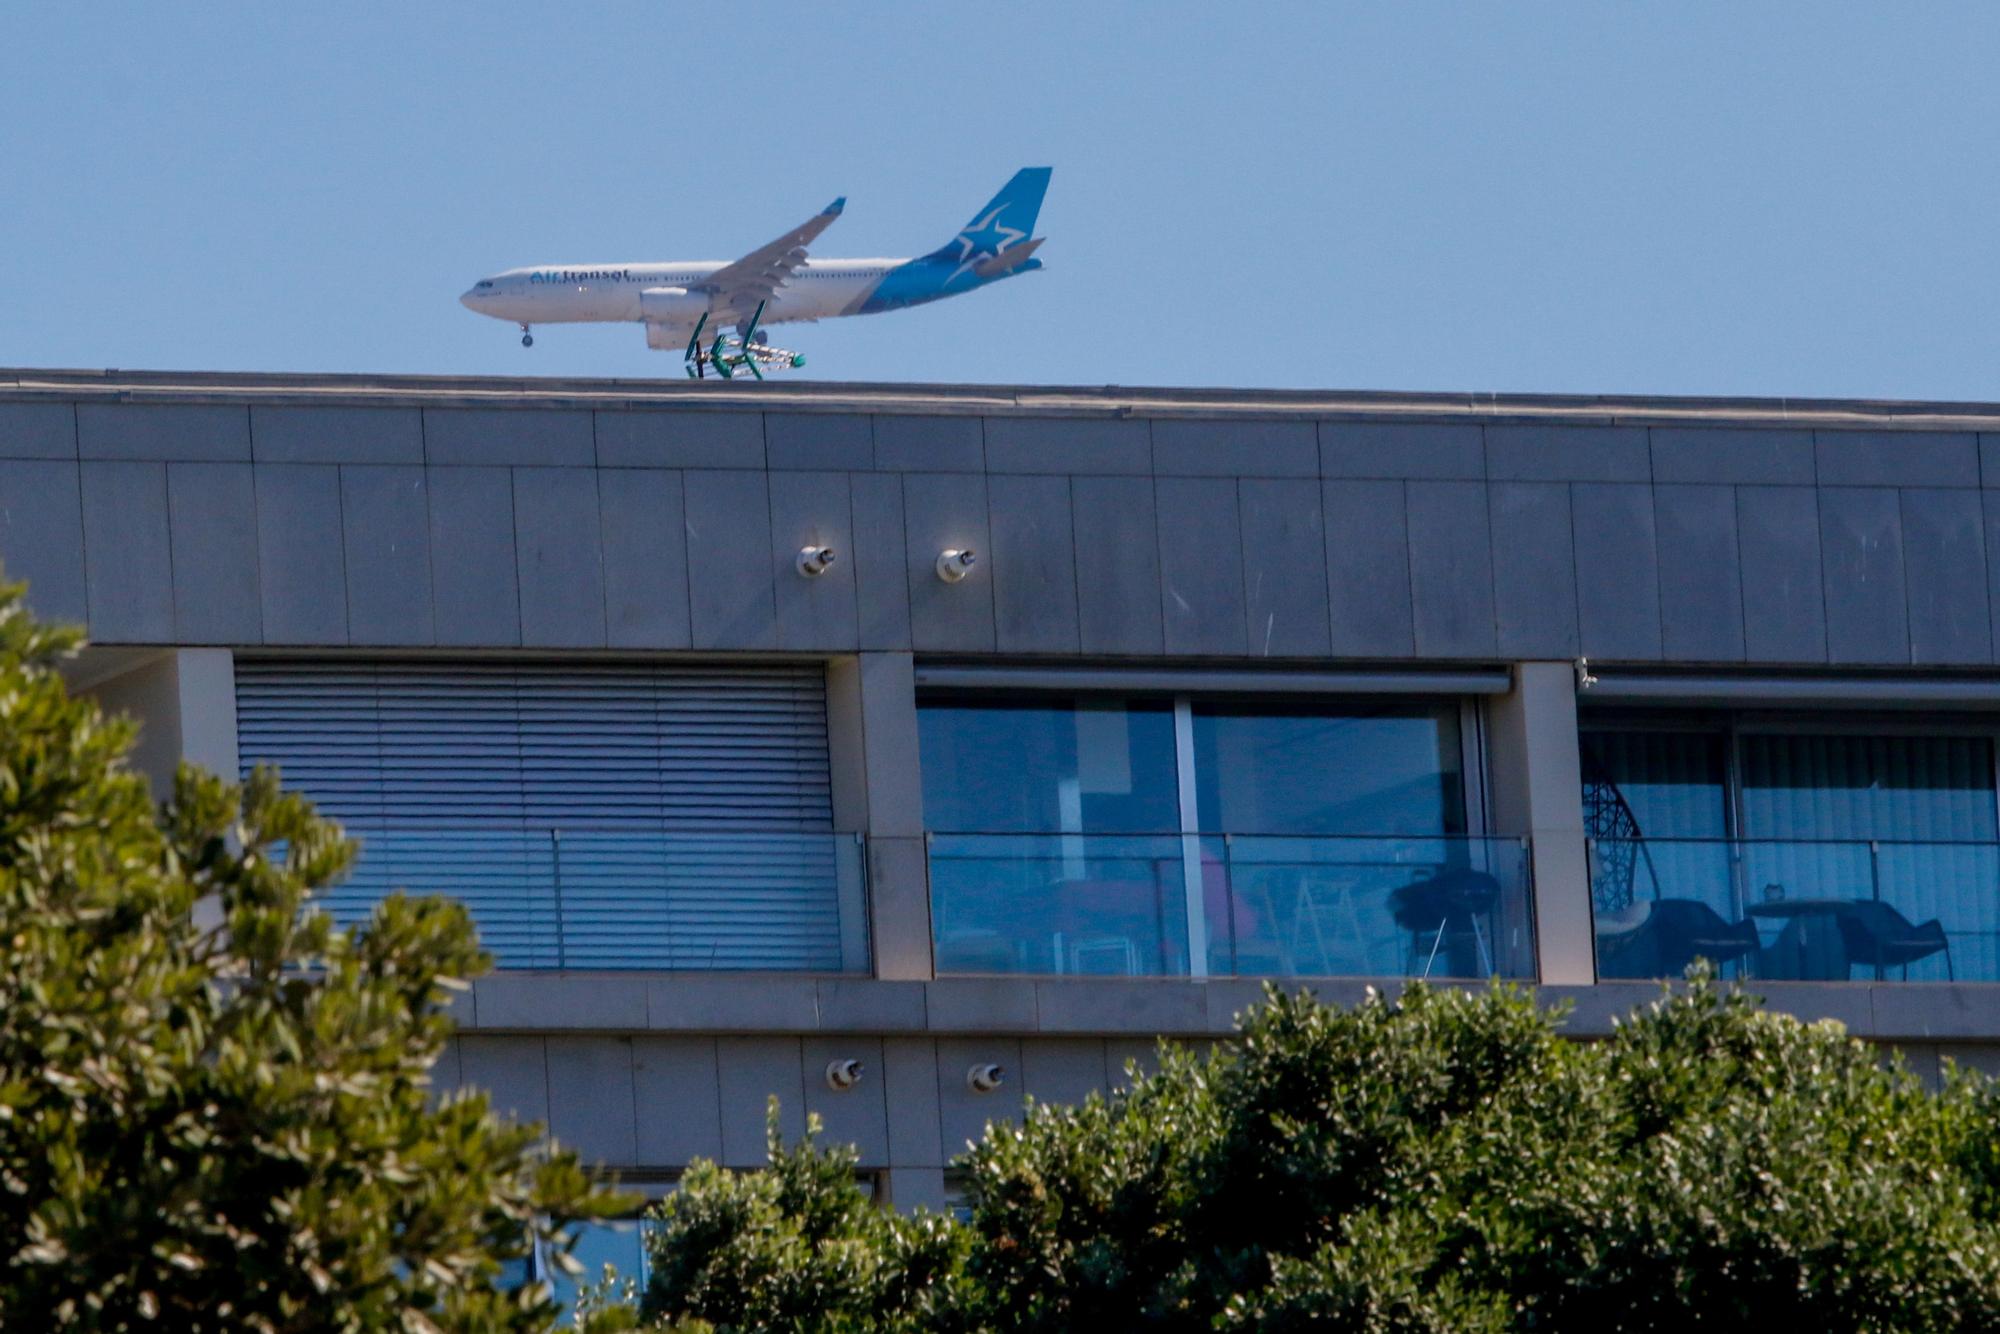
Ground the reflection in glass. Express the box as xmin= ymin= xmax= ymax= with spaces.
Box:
xmin=931 ymin=831 xmax=1531 ymax=980
xmin=1739 ymin=735 xmax=1997 ymax=843
xmin=543 ymin=1219 xmax=652 ymax=1327
xmin=1192 ymin=701 xmax=1464 ymax=836
xmin=920 ymin=694 xmax=1486 ymax=979
xmin=928 ymin=833 xmax=1188 ymax=975
xmin=1580 ymin=728 xmax=1735 ymax=977
xmin=1587 ymin=728 xmax=2000 ymax=982
xmin=918 ymin=697 xmax=1178 ymax=834
xmin=1206 ymin=835 xmax=1534 ymax=979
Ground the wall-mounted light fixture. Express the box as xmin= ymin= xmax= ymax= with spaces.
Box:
xmin=936 ymin=549 xmax=978 ymax=583
xmin=797 ymin=545 xmax=837 ymax=578
xmin=965 ymin=1062 xmax=1005 ymax=1093
xmin=825 ymin=1058 xmax=865 ymax=1091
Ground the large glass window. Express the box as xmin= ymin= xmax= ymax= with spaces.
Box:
xmin=920 ymin=695 xmax=1185 ymax=976
xmin=1192 ymin=701 xmax=1464 ymax=836
xmin=916 ymin=697 xmax=1178 ymax=833
xmin=1585 ymin=718 xmax=2000 ymax=982
xmin=1739 ymin=735 xmax=1997 ymax=843
xmin=920 ymin=692 xmax=1529 ymax=981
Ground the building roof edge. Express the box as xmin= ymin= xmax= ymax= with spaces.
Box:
xmin=5 ymin=367 xmax=1999 ymax=430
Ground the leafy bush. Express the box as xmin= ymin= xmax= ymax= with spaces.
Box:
xmin=0 ymin=583 xmax=630 ymax=1331
xmin=643 ymin=1105 xmax=973 ymax=1332
xmin=646 ymin=977 xmax=2000 ymax=1332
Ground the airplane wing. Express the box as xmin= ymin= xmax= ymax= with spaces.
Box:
xmin=699 ymin=197 xmax=844 ymax=312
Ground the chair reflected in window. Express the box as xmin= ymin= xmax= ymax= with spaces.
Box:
xmin=1584 ymin=737 xmax=1764 ymax=980
xmin=1835 ymin=900 xmax=1953 ymax=981
xmin=1597 ymin=897 xmax=1761 ymax=979
xmin=1391 ymin=866 xmax=1501 ymax=978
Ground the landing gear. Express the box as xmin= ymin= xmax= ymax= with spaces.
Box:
xmin=520 ymin=326 xmax=534 ymax=348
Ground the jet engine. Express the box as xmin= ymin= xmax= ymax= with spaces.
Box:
xmin=640 ymin=287 xmax=710 ymax=349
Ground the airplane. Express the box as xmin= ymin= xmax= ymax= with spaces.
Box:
xmin=459 ymin=167 xmax=1051 ymax=378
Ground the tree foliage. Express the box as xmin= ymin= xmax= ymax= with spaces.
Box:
xmin=643 ymin=1105 xmax=972 ymax=1333
xmin=646 ymin=975 xmax=2000 ymax=1332
xmin=0 ymin=583 xmax=630 ymax=1331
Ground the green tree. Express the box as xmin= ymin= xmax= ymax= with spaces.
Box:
xmin=642 ymin=1104 xmax=973 ymax=1333
xmin=645 ymin=977 xmax=2000 ymax=1332
xmin=0 ymin=582 xmax=631 ymax=1331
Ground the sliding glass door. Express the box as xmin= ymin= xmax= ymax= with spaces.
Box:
xmin=1584 ymin=716 xmax=2000 ymax=981
xmin=921 ymin=692 xmax=1530 ymax=980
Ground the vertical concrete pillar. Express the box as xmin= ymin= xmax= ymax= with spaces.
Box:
xmin=82 ymin=649 xmax=239 ymax=934
xmin=1485 ymin=662 xmax=1593 ymax=985
xmin=826 ymin=653 xmax=933 ymax=980
xmin=84 ymin=648 xmax=239 ymax=795
xmin=172 ymin=649 xmax=240 ymax=782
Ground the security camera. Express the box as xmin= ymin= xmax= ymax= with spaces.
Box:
xmin=797 ymin=545 xmax=837 ymax=578
xmin=936 ymin=549 xmax=978 ymax=583
xmin=824 ymin=1058 xmax=864 ymax=1091
xmin=965 ymin=1062 xmax=1005 ymax=1093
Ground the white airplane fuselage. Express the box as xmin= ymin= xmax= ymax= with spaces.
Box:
xmin=460 ymin=258 xmax=905 ymax=330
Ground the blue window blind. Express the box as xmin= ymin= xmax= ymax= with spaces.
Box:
xmin=234 ymin=659 xmax=848 ymax=970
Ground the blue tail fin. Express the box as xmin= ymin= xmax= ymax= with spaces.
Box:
xmin=923 ymin=167 xmax=1052 ymax=262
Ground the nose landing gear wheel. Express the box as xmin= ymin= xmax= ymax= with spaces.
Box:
xmin=520 ymin=326 xmax=534 ymax=348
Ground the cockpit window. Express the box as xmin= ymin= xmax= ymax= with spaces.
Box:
xmin=476 ymin=280 xmax=495 ymax=288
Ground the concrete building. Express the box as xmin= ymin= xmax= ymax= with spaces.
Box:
xmin=8 ymin=367 xmax=2000 ymax=1283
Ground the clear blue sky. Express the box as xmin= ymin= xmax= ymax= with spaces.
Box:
xmin=5 ymin=3 xmax=1998 ymax=398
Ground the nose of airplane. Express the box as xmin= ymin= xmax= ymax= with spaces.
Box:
xmin=459 ymin=287 xmax=481 ymax=310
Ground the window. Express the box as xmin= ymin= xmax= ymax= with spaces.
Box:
xmin=541 ymin=1218 xmax=653 ymax=1324
xmin=1191 ymin=700 xmax=1464 ymax=836
xmin=917 ymin=696 xmax=1178 ymax=834
xmin=919 ymin=692 xmax=1526 ymax=980
xmin=1739 ymin=734 xmax=1997 ymax=843
xmin=235 ymin=660 xmax=863 ymax=972
xmin=1585 ymin=715 xmax=2000 ymax=981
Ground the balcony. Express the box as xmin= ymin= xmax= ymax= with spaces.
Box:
xmin=1590 ymin=837 xmax=1994 ymax=982
xmin=927 ymin=833 xmax=1535 ymax=980
xmin=318 ymin=828 xmax=869 ymax=972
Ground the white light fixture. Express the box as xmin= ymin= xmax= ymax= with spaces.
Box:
xmin=824 ymin=1058 xmax=864 ymax=1091
xmin=797 ymin=545 xmax=837 ymax=578
xmin=936 ymin=548 xmax=977 ymax=583
xmin=965 ymin=1062 xmax=1005 ymax=1093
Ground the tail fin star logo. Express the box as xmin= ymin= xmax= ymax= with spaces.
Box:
xmin=946 ymin=206 xmax=1026 ymax=282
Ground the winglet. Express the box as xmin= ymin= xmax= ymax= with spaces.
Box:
xmin=824 ymin=197 xmax=846 ymax=216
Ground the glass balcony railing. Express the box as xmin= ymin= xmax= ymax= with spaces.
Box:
xmin=1590 ymin=837 xmax=1995 ymax=982
xmin=318 ymin=828 xmax=868 ymax=972
xmin=926 ymin=832 xmax=1535 ymax=980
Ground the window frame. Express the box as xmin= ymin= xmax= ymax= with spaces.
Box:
xmin=1580 ymin=706 xmax=2000 ymax=846
xmin=918 ymin=688 xmax=1492 ymax=979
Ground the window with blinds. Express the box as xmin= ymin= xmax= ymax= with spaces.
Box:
xmin=234 ymin=659 xmax=859 ymax=972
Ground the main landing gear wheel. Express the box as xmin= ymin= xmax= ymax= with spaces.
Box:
xmin=520 ymin=327 xmax=534 ymax=348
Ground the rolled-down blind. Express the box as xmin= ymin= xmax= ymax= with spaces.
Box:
xmin=234 ymin=660 xmax=850 ymax=970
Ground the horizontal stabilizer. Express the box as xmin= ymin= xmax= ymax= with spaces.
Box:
xmin=975 ymin=236 xmax=1044 ymax=278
